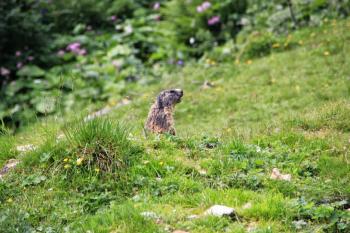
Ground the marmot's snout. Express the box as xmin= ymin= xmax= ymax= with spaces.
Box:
xmin=172 ymin=89 xmax=183 ymax=103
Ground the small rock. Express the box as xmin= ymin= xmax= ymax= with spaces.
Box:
xmin=16 ymin=144 xmax=36 ymax=152
xmin=246 ymin=222 xmax=258 ymax=233
xmin=56 ymin=133 xmax=65 ymax=140
xmin=156 ymin=177 xmax=162 ymax=182
xmin=201 ymin=81 xmax=214 ymax=90
xmin=198 ymin=169 xmax=207 ymax=175
xmin=173 ymin=231 xmax=189 ymax=233
xmin=0 ymin=159 xmax=20 ymax=179
xmin=141 ymin=211 xmax=159 ymax=220
xmin=270 ymin=168 xmax=291 ymax=181
xmin=242 ymin=202 xmax=252 ymax=210
xmin=187 ymin=214 xmax=199 ymax=220
xmin=204 ymin=205 xmax=238 ymax=220
xmin=292 ymin=220 xmax=308 ymax=230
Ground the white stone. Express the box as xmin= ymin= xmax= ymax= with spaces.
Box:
xmin=141 ymin=211 xmax=159 ymax=219
xmin=16 ymin=144 xmax=36 ymax=152
xmin=0 ymin=159 xmax=20 ymax=179
xmin=187 ymin=214 xmax=199 ymax=220
xmin=242 ymin=202 xmax=252 ymax=209
xmin=270 ymin=168 xmax=291 ymax=181
xmin=204 ymin=205 xmax=236 ymax=217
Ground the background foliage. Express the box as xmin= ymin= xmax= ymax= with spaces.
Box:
xmin=0 ymin=0 xmax=349 ymax=128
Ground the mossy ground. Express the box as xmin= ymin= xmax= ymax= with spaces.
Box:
xmin=0 ymin=20 xmax=349 ymax=233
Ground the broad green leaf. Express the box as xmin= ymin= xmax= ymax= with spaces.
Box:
xmin=17 ymin=65 xmax=45 ymax=77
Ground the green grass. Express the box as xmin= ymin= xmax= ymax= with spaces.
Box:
xmin=0 ymin=20 xmax=350 ymax=232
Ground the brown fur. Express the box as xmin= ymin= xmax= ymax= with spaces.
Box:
xmin=145 ymin=89 xmax=183 ymax=135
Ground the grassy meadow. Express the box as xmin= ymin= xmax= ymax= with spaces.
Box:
xmin=0 ymin=19 xmax=349 ymax=233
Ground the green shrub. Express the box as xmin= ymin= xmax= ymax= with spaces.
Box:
xmin=161 ymin=0 xmax=248 ymax=58
xmin=0 ymin=0 xmax=50 ymax=80
xmin=244 ymin=0 xmax=350 ymax=34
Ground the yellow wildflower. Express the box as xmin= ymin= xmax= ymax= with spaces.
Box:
xmin=324 ymin=51 xmax=330 ymax=56
xmin=95 ymin=168 xmax=100 ymax=173
xmin=272 ymin=43 xmax=280 ymax=48
xmin=64 ymin=164 xmax=71 ymax=169
xmin=63 ymin=158 xmax=69 ymax=162
xmin=246 ymin=60 xmax=252 ymax=65
xmin=7 ymin=198 xmax=13 ymax=203
xmin=76 ymin=157 xmax=84 ymax=166
xmin=159 ymin=161 xmax=164 ymax=166
xmin=108 ymin=99 xmax=118 ymax=107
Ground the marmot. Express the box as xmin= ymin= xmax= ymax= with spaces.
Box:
xmin=145 ymin=89 xmax=183 ymax=135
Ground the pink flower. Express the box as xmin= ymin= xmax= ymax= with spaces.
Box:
xmin=197 ymin=6 xmax=204 ymax=13
xmin=66 ymin=42 xmax=87 ymax=55
xmin=197 ymin=1 xmax=211 ymax=13
xmin=78 ymin=48 xmax=87 ymax=56
xmin=0 ymin=67 xmax=10 ymax=76
xmin=208 ymin=16 xmax=220 ymax=25
xmin=66 ymin=42 xmax=81 ymax=52
xmin=27 ymin=56 xmax=34 ymax=61
xmin=110 ymin=15 xmax=117 ymax=21
xmin=153 ymin=2 xmax=160 ymax=10
xmin=17 ymin=62 xmax=23 ymax=69
xmin=15 ymin=51 xmax=21 ymax=57
xmin=202 ymin=1 xmax=211 ymax=9
xmin=57 ymin=50 xmax=65 ymax=56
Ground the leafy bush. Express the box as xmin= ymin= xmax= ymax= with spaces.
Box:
xmin=1 ymin=0 xmax=350 ymax=129
xmin=0 ymin=0 xmax=50 ymax=82
xmin=244 ymin=0 xmax=350 ymax=34
xmin=161 ymin=0 xmax=248 ymax=58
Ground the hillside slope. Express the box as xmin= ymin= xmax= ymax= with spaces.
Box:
xmin=0 ymin=19 xmax=349 ymax=233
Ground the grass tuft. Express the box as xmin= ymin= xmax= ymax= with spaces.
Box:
xmin=63 ymin=118 xmax=142 ymax=173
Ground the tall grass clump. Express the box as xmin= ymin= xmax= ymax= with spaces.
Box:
xmin=63 ymin=118 xmax=142 ymax=173
xmin=295 ymin=100 xmax=350 ymax=132
xmin=0 ymin=125 xmax=17 ymax=166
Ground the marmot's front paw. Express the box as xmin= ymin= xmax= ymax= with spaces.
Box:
xmin=169 ymin=127 xmax=176 ymax=135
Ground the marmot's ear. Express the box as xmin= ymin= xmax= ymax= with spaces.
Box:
xmin=157 ymin=94 xmax=163 ymax=108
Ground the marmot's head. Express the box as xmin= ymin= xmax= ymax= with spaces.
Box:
xmin=157 ymin=89 xmax=183 ymax=108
